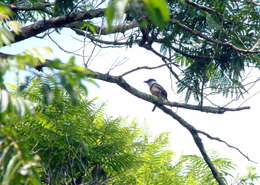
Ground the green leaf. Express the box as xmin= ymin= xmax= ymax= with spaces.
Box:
xmin=81 ymin=22 xmax=97 ymax=34
xmin=24 ymin=47 xmax=53 ymax=63
xmin=105 ymin=1 xmax=116 ymax=30
xmin=143 ymin=0 xmax=170 ymax=28
xmin=54 ymin=0 xmax=74 ymax=15
xmin=0 ymin=145 xmax=13 ymax=168
xmin=0 ymin=28 xmax=14 ymax=46
xmin=7 ymin=21 xmax=22 ymax=34
xmin=2 ymin=154 xmax=22 ymax=185
xmin=105 ymin=0 xmax=129 ymax=30
xmin=206 ymin=14 xmax=221 ymax=30
xmin=0 ymin=90 xmax=9 ymax=113
xmin=0 ymin=4 xmax=13 ymax=18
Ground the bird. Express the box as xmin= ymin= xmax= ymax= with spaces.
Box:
xmin=144 ymin=79 xmax=168 ymax=111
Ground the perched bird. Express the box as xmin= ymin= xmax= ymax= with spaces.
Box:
xmin=144 ymin=79 xmax=168 ymax=111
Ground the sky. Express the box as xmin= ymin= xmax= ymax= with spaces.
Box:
xmin=1 ymin=28 xmax=260 ymax=177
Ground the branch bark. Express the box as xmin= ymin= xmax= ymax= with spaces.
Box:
xmin=82 ymin=69 xmax=250 ymax=114
xmin=9 ymin=3 xmax=54 ymax=15
xmin=8 ymin=8 xmax=105 ymax=45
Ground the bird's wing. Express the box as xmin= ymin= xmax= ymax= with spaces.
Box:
xmin=151 ymin=83 xmax=168 ymax=99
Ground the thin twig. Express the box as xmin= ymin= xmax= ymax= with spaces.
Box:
xmin=197 ymin=129 xmax=257 ymax=163
xmin=72 ymin=28 xmax=139 ymax=46
xmin=48 ymin=34 xmax=84 ymax=57
xmin=108 ymin=57 xmax=128 ymax=73
xmin=121 ymin=62 xmax=178 ymax=76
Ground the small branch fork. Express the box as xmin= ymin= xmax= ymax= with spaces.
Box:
xmin=120 ymin=62 xmax=179 ymax=76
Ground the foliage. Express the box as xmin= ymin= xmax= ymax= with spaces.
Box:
xmin=114 ymin=149 xmax=236 ymax=185
xmin=0 ymin=128 xmax=41 ymax=185
xmin=105 ymin=0 xmax=170 ymax=29
xmin=2 ymin=81 xmax=247 ymax=185
xmin=175 ymin=152 xmax=234 ymax=185
xmin=6 ymin=82 xmax=141 ymax=184
xmin=234 ymin=166 xmax=260 ymax=185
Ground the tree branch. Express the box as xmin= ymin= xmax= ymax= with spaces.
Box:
xmin=9 ymin=3 xmax=54 ymax=12
xmin=158 ymin=104 xmax=226 ymax=185
xmin=168 ymin=44 xmax=217 ymax=60
xmin=185 ymin=0 xmax=220 ymax=15
xmin=120 ymin=62 xmax=178 ymax=76
xmin=71 ymin=28 xmax=136 ymax=46
xmin=68 ymin=21 xmax=139 ymax=35
xmin=84 ymin=69 xmax=253 ymax=185
xmin=4 ymin=2 xmax=259 ymax=57
xmin=0 ymin=51 xmax=250 ymax=114
xmin=84 ymin=69 xmax=250 ymax=114
xmin=197 ymin=129 xmax=257 ymax=163
xmin=7 ymin=8 xmax=105 ymax=45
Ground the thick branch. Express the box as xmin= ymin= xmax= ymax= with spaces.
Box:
xmin=91 ymin=69 xmax=227 ymax=184
xmin=9 ymin=3 xmax=54 ymax=11
xmin=9 ymin=3 xmax=54 ymax=15
xmin=84 ymin=69 xmax=250 ymax=114
xmin=7 ymin=8 xmax=105 ymax=45
xmin=158 ymin=105 xmax=226 ymax=185
xmin=6 ymin=4 xmax=259 ymax=56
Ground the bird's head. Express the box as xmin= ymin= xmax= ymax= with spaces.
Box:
xmin=144 ymin=79 xmax=156 ymax=85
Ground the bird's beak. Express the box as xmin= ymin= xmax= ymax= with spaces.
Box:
xmin=144 ymin=80 xmax=148 ymax=83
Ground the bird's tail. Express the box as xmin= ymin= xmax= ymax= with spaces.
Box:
xmin=152 ymin=105 xmax=157 ymax=111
